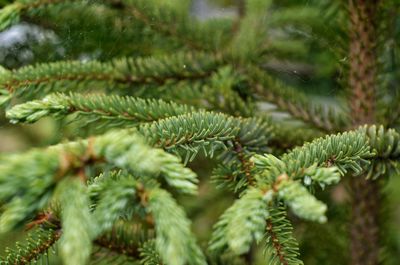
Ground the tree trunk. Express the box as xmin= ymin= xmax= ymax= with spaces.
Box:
xmin=348 ymin=1 xmax=381 ymax=264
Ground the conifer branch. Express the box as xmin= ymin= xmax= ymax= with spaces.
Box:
xmin=275 ymin=176 xmax=328 ymax=223
xmin=147 ymin=187 xmax=207 ymax=265
xmin=1 ymin=0 xmax=398 ymax=263
xmin=211 ymin=155 xmax=337 ymax=262
xmin=124 ymin=0 xmax=203 ymax=51
xmin=202 ymin=66 xmax=256 ymax=117
xmin=210 ymin=126 xmax=371 ymax=264
xmin=120 ymin=0 xmax=233 ymax=52
xmin=211 ymin=163 xmax=250 ymax=193
xmin=0 ymin=52 xmax=223 ymax=105
xmin=139 ymin=111 xmax=271 ymax=190
xmin=91 ymin=182 xmax=205 ymax=264
xmin=250 ymin=154 xmax=340 ymax=222
xmin=89 ymin=172 xmax=139 ymax=234
xmin=138 ymin=240 xmax=163 ymax=265
xmin=364 ymin=125 xmax=400 ymax=160
xmin=211 ymin=128 xmax=375 ymax=263
xmin=0 ymin=130 xmax=199 ymax=234
xmin=280 ymin=129 xmax=372 ymax=177
xmin=209 ymin=188 xmax=269 ymax=255
xmin=1 ymin=211 xmax=154 ymax=264
xmin=362 ymin=125 xmax=400 ymax=179
xmin=264 ymin=207 xmax=303 ymax=265
xmin=93 ymin=221 xmax=155 ymax=260
xmin=246 ymin=66 xmax=350 ymax=133
xmin=268 ymin=123 xmax=324 ymax=151
xmin=138 ymin=111 xmax=272 ymax=163
xmin=0 ymin=228 xmax=61 ymax=264
xmin=8 ymin=103 xmax=272 ymax=192
xmin=209 ymin=184 xmax=306 ymax=264
xmin=0 ymin=0 xmax=78 ymax=31
xmin=6 ymin=92 xmax=195 ymax=126
xmin=57 ymin=177 xmax=94 ymax=265
xmin=233 ymin=140 xmax=256 ymax=186
xmin=266 ymin=219 xmax=288 ymax=265
xmin=93 ymin=237 xmax=140 ymax=260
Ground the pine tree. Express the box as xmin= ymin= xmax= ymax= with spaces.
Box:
xmin=0 ymin=0 xmax=399 ymax=264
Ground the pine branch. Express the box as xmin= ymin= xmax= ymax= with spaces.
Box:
xmin=250 ymin=154 xmax=339 ymax=222
xmin=0 ymin=228 xmax=61 ymax=264
xmin=202 ymin=66 xmax=256 ymax=117
xmin=135 ymin=66 xmax=256 ymax=118
xmin=120 ymin=0 xmax=233 ymax=52
xmin=56 ymin=177 xmax=94 ymax=265
xmin=90 ymin=180 xmax=206 ymax=265
xmin=364 ymin=125 xmax=400 ymax=160
xmin=147 ymin=187 xmax=207 ymax=265
xmin=362 ymin=125 xmax=400 ymax=179
xmin=210 ymin=153 xmax=342 ymax=262
xmin=6 ymin=92 xmax=195 ymax=126
xmin=245 ymin=66 xmax=350 ymax=133
xmin=264 ymin=206 xmax=303 ymax=265
xmin=89 ymin=172 xmax=139 ymax=234
xmin=0 ymin=52 xmax=223 ymax=106
xmin=138 ymin=111 xmax=237 ymax=159
xmin=7 ymin=106 xmax=272 ymax=192
xmin=138 ymin=111 xmax=272 ymax=162
xmin=274 ymin=176 xmax=328 ymax=223
xmin=229 ymin=0 xmax=271 ymax=61
xmin=93 ymin=220 xmax=155 ymax=261
xmin=0 ymin=4 xmax=21 ymax=31
xmin=280 ymin=129 xmax=372 ymax=177
xmin=212 ymin=116 xmax=272 ymax=190
xmin=0 ymin=0 xmax=230 ymax=56
xmin=0 ymin=130 xmax=199 ymax=233
xmin=138 ymin=240 xmax=163 ymax=265
xmin=1 ymin=169 xmax=199 ymax=264
xmin=233 ymin=140 xmax=256 ymax=186
xmin=209 ymin=188 xmax=269 ymax=255
xmin=267 ymin=122 xmax=324 ymax=151
xmin=0 ymin=0 xmax=79 ymax=31
xmin=211 ymin=163 xmax=251 ymax=194
xmin=138 ymin=111 xmax=272 ymax=191
xmin=209 ymin=125 xmax=372 ymax=264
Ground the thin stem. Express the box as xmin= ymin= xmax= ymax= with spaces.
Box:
xmin=266 ymin=220 xmax=289 ymax=265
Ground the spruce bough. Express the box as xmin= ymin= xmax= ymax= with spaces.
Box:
xmin=0 ymin=0 xmax=399 ymax=264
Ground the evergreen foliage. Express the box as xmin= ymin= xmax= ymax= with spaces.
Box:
xmin=0 ymin=0 xmax=399 ymax=264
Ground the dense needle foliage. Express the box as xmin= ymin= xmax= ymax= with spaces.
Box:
xmin=0 ymin=0 xmax=399 ymax=264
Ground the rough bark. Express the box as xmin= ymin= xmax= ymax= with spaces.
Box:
xmin=348 ymin=1 xmax=381 ymax=264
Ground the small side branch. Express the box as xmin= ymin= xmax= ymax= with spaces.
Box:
xmin=266 ymin=220 xmax=289 ymax=265
xmin=234 ymin=139 xmax=255 ymax=186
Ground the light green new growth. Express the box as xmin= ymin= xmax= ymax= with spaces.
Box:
xmin=209 ymin=188 xmax=269 ymax=255
xmin=147 ymin=188 xmax=207 ymax=265
xmin=56 ymin=178 xmax=94 ymax=265
xmin=89 ymin=172 xmax=138 ymax=234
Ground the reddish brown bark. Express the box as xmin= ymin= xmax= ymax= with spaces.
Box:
xmin=348 ymin=0 xmax=379 ymax=125
xmin=348 ymin=1 xmax=381 ymax=264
